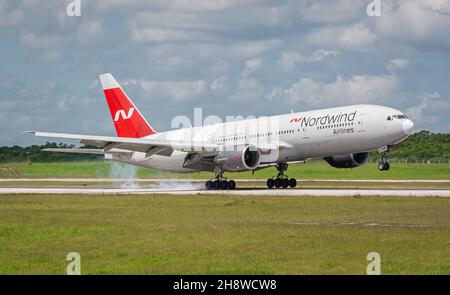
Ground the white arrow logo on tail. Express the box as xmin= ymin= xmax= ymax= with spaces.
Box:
xmin=114 ymin=108 xmax=135 ymax=122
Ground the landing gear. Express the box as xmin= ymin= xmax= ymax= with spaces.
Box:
xmin=266 ymin=163 xmax=297 ymax=189
xmin=204 ymin=171 xmax=237 ymax=190
xmin=378 ymin=146 xmax=391 ymax=171
xmin=378 ymin=162 xmax=390 ymax=171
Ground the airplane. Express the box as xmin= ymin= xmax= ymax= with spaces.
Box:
xmin=27 ymin=73 xmax=414 ymax=190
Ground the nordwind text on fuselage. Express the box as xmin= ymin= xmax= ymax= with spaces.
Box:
xmin=290 ymin=111 xmax=357 ymax=127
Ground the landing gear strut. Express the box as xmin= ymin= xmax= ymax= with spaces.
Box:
xmin=205 ymin=171 xmax=236 ymax=190
xmin=378 ymin=146 xmax=390 ymax=171
xmin=267 ymin=163 xmax=297 ymax=189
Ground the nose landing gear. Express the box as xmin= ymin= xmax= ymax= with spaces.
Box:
xmin=266 ymin=163 xmax=297 ymax=189
xmin=378 ymin=146 xmax=391 ymax=171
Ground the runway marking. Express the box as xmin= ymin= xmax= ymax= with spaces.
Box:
xmin=0 ymin=187 xmax=449 ymax=197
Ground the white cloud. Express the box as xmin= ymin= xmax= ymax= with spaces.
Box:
xmin=230 ymin=39 xmax=282 ymax=58
xmin=277 ymin=49 xmax=339 ymax=72
xmin=229 ymin=78 xmax=264 ymax=102
xmin=338 ymin=23 xmax=376 ymax=49
xmin=242 ymin=58 xmax=263 ymax=77
xmin=307 ymin=23 xmax=376 ymax=51
xmin=77 ymin=20 xmax=104 ymax=44
xmin=387 ymin=58 xmax=410 ymax=72
xmin=124 ymin=79 xmax=208 ymax=102
xmin=406 ymin=91 xmax=450 ymax=127
xmin=418 ymin=0 xmax=450 ymax=14
xmin=301 ymin=0 xmax=365 ymax=24
xmin=28 ymin=50 xmax=63 ymax=63
xmin=20 ymin=32 xmax=62 ymax=48
xmin=0 ymin=2 xmax=24 ymax=27
xmin=268 ymin=74 xmax=401 ymax=107
xmin=310 ymin=49 xmax=340 ymax=62
xmin=278 ymin=51 xmax=304 ymax=72
xmin=375 ymin=0 xmax=450 ymax=48
xmin=171 ymin=0 xmax=236 ymax=12
xmin=210 ymin=75 xmax=228 ymax=90
xmin=130 ymin=27 xmax=206 ymax=43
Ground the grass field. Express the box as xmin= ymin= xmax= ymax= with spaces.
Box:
xmin=1 ymin=161 xmax=449 ymax=180
xmin=0 ymin=194 xmax=449 ymax=274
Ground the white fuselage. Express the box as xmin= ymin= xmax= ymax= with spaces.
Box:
xmin=108 ymin=104 xmax=414 ymax=172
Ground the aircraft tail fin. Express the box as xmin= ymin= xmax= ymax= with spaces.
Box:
xmin=99 ymin=73 xmax=156 ymax=138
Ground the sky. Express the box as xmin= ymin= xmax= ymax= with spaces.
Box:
xmin=0 ymin=0 xmax=449 ymax=146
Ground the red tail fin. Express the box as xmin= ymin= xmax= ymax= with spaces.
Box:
xmin=99 ymin=73 xmax=156 ymax=138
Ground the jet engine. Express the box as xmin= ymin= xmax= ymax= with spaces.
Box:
xmin=214 ymin=145 xmax=261 ymax=172
xmin=323 ymin=152 xmax=369 ymax=168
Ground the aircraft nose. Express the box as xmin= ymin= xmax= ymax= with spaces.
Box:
xmin=402 ymin=119 xmax=414 ymax=135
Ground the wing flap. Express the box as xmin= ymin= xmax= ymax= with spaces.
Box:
xmin=43 ymin=148 xmax=106 ymax=154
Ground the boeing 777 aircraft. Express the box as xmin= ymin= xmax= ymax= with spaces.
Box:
xmin=27 ymin=73 xmax=414 ymax=190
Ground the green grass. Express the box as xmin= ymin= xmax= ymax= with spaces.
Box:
xmin=1 ymin=161 xmax=449 ymax=179
xmin=0 ymin=194 xmax=449 ymax=274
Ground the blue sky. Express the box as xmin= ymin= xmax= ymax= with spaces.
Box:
xmin=1 ymin=0 xmax=449 ymax=146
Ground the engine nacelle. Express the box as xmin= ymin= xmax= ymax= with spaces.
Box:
xmin=323 ymin=152 xmax=369 ymax=169
xmin=214 ymin=145 xmax=261 ymax=172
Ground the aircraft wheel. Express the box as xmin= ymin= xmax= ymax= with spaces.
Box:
xmin=213 ymin=180 xmax=220 ymax=190
xmin=378 ymin=162 xmax=391 ymax=171
xmin=288 ymin=178 xmax=297 ymax=188
xmin=220 ymin=180 xmax=228 ymax=190
xmin=266 ymin=178 xmax=275 ymax=189
xmin=274 ymin=178 xmax=281 ymax=188
xmin=205 ymin=180 xmax=213 ymax=190
xmin=281 ymin=178 xmax=289 ymax=189
xmin=228 ymin=180 xmax=236 ymax=190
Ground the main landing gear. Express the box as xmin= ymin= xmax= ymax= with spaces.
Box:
xmin=266 ymin=163 xmax=297 ymax=189
xmin=378 ymin=146 xmax=390 ymax=171
xmin=205 ymin=172 xmax=236 ymax=190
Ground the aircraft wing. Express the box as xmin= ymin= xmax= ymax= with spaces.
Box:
xmin=26 ymin=131 xmax=218 ymax=157
xmin=27 ymin=131 xmax=292 ymax=162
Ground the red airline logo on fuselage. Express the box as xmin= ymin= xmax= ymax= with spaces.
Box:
xmin=290 ymin=117 xmax=302 ymax=123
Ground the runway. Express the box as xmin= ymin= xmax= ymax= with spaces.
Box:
xmin=0 ymin=187 xmax=449 ymax=197
xmin=1 ymin=178 xmax=449 ymax=183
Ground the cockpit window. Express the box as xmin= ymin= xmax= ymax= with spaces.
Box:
xmin=387 ymin=116 xmax=392 ymax=121
xmin=390 ymin=114 xmax=407 ymax=120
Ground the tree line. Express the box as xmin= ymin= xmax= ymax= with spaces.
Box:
xmin=0 ymin=130 xmax=448 ymax=163
xmin=369 ymin=130 xmax=450 ymax=161
xmin=0 ymin=142 xmax=101 ymax=163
